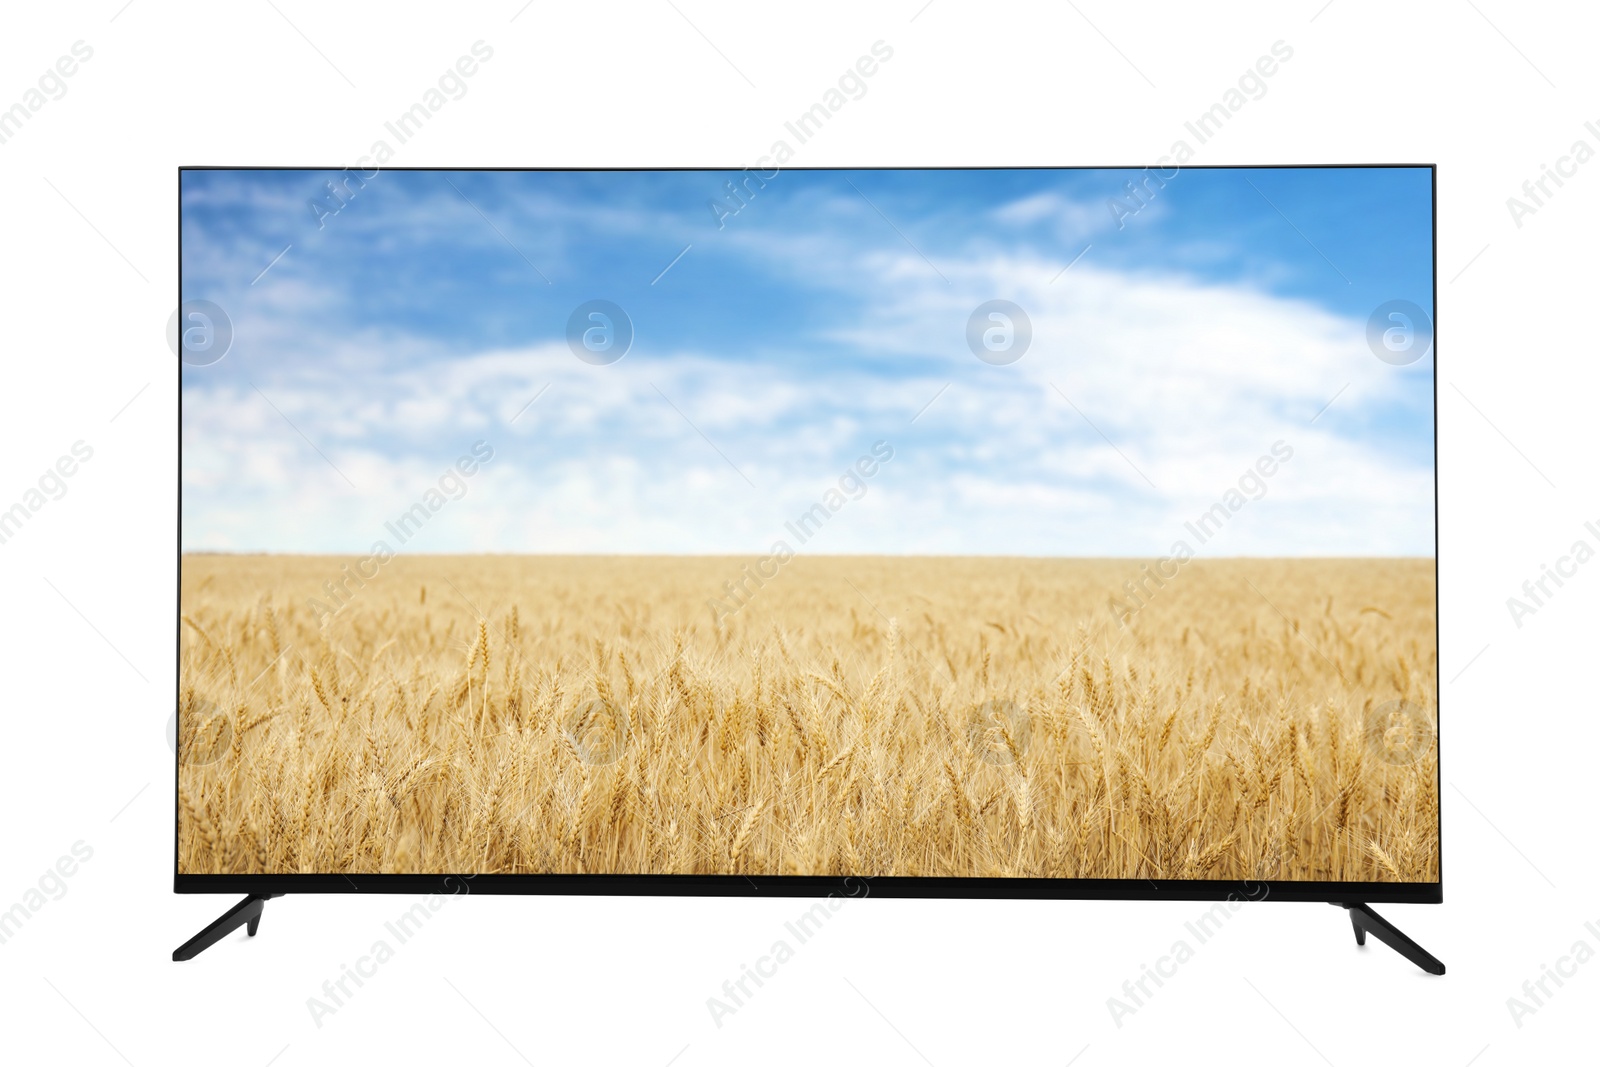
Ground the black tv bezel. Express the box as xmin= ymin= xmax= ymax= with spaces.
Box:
xmin=175 ymin=164 xmax=1441 ymax=907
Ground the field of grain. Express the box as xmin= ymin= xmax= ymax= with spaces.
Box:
xmin=176 ymin=554 xmax=1438 ymax=881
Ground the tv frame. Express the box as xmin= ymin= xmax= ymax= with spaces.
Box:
xmin=174 ymin=164 xmax=1441 ymax=915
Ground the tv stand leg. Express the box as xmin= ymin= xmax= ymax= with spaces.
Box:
xmin=173 ymin=894 xmax=281 ymax=962
xmin=1335 ymin=903 xmax=1445 ymax=975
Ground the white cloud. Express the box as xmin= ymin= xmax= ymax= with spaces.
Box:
xmin=183 ymin=250 xmax=1432 ymax=556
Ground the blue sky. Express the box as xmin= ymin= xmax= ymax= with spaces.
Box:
xmin=180 ymin=166 xmax=1434 ymax=556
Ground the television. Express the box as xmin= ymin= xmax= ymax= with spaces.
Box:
xmin=175 ymin=165 xmax=1442 ymax=972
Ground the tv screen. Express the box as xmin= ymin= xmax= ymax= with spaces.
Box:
xmin=177 ymin=165 xmax=1437 ymax=900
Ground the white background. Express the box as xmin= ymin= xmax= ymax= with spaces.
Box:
xmin=1 ymin=2 xmax=1595 ymax=1064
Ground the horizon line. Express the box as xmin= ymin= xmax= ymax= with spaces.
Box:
xmin=180 ymin=549 xmax=1438 ymax=560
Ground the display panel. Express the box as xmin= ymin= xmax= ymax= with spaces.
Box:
xmin=177 ymin=167 xmax=1437 ymax=890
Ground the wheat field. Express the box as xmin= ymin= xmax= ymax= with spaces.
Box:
xmin=176 ymin=554 xmax=1438 ymax=881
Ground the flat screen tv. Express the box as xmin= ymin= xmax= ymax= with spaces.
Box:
xmin=174 ymin=165 xmax=1441 ymax=971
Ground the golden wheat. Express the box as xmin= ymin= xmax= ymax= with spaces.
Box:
xmin=176 ymin=554 xmax=1438 ymax=881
